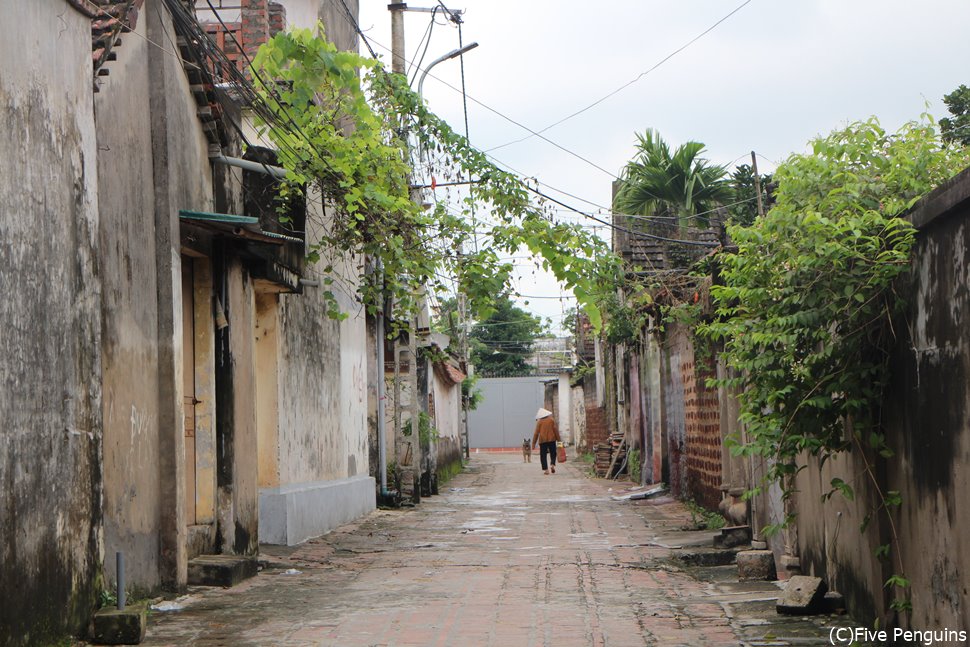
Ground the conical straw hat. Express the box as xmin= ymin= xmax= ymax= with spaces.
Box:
xmin=536 ymin=408 xmax=553 ymax=420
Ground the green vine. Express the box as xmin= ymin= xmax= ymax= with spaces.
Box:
xmin=251 ymin=27 xmax=618 ymax=327
xmin=701 ymin=115 xmax=970 ymax=615
xmin=402 ymin=411 xmax=439 ymax=445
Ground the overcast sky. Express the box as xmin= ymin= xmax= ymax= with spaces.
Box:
xmin=355 ymin=0 xmax=970 ymax=333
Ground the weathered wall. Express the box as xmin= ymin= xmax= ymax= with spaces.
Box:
xmin=147 ymin=1 xmax=217 ymax=586
xmin=95 ymin=10 xmax=166 ymax=593
xmin=794 ymin=169 xmax=970 ymax=628
xmin=266 ymin=0 xmax=370 ymax=489
xmin=431 ymin=371 xmax=462 ymax=480
xmin=661 ymin=326 xmax=688 ymax=498
xmin=570 ymin=385 xmax=586 ymax=452
xmin=557 ymin=374 xmax=572 ymax=444
xmin=581 ymin=373 xmax=609 ymax=452
xmin=0 ymin=2 xmax=103 ymax=643
xmin=217 ymin=258 xmax=259 ymax=555
xmin=680 ymin=347 xmax=722 ymax=510
xmin=275 ymin=259 xmax=368 ymax=485
xmin=432 ymin=372 xmax=462 ymax=444
xmin=641 ymin=326 xmax=665 ymax=485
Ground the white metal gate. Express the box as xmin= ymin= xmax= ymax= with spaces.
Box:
xmin=467 ymin=376 xmax=548 ymax=449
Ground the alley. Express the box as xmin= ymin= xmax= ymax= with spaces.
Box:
xmin=139 ymin=454 xmax=837 ymax=647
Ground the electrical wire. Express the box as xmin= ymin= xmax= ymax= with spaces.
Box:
xmin=407 ymin=7 xmax=437 ymax=86
xmin=332 ymin=3 xmax=620 ymax=180
xmin=525 ymin=185 xmax=720 ymax=248
xmin=486 ymin=0 xmax=754 ymax=152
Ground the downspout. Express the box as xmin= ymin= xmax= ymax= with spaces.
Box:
xmin=376 ymin=265 xmax=389 ymax=498
xmin=212 ymin=154 xmax=288 ymax=180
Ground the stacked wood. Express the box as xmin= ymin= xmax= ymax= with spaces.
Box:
xmin=595 ymin=432 xmax=628 ymax=478
xmin=593 ymin=444 xmax=613 ymax=476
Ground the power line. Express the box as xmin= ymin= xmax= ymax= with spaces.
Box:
xmin=525 ymin=186 xmax=721 ymax=249
xmin=333 ymin=4 xmax=620 ymax=180
xmin=486 ymin=0 xmax=754 ymax=152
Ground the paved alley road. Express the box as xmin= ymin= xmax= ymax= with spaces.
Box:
xmin=140 ymin=454 xmax=838 ymax=647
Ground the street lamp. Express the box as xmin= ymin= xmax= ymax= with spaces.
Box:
xmin=416 ymin=42 xmax=479 ymax=97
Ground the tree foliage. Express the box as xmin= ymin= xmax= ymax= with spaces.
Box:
xmin=469 ymin=295 xmax=546 ymax=377
xmin=613 ymin=129 xmax=732 ymax=227
xmin=940 ymin=84 xmax=970 ymax=146
xmin=727 ymin=163 xmax=772 ymax=227
xmin=704 ymin=115 xmax=970 ymax=487
xmin=251 ymin=27 xmax=618 ymax=327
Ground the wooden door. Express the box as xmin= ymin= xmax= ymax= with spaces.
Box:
xmin=181 ymin=257 xmax=197 ymax=525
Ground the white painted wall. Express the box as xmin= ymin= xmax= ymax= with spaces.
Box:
xmin=558 ymin=373 xmax=571 ymax=444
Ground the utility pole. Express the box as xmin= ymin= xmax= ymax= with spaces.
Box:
xmin=389 ymin=2 xmax=423 ymax=503
xmin=751 ymin=151 xmax=764 ymax=218
xmin=388 ymin=3 xmax=407 ymax=75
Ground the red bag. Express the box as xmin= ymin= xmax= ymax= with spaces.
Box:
xmin=557 ymin=445 xmax=567 ymax=463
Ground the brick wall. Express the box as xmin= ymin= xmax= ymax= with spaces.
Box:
xmin=201 ymin=1 xmax=286 ymax=75
xmin=681 ymin=355 xmax=722 ymax=510
xmin=267 ymin=2 xmax=285 ymax=36
xmin=582 ymin=373 xmax=609 ymax=452
xmin=240 ymin=0 xmax=268 ymax=67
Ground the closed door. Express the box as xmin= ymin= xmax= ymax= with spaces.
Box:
xmin=182 ymin=257 xmax=197 ymax=525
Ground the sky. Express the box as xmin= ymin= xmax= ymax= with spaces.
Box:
xmin=354 ymin=0 xmax=970 ymax=334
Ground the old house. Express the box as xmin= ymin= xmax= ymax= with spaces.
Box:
xmin=0 ymin=0 xmax=375 ymax=643
xmin=597 ymin=208 xmax=728 ymax=509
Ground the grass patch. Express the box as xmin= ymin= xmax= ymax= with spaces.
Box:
xmin=683 ymin=499 xmax=727 ymax=530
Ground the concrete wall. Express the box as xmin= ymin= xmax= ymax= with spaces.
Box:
xmin=273 ymin=0 xmax=359 ymax=50
xmin=641 ymin=325 xmax=665 ymax=486
xmin=431 ymin=368 xmax=462 ymax=481
xmin=96 ymin=10 xmax=166 ymax=593
xmin=793 ymin=169 xmax=970 ymax=628
xmin=273 ymin=211 xmax=369 ymax=487
xmin=0 ymin=3 xmax=103 ymax=643
xmin=147 ymin=0 xmax=218 ymax=586
xmin=570 ymin=385 xmax=586 ymax=451
xmin=259 ymin=187 xmax=373 ymax=542
xmin=661 ymin=326 xmax=688 ymax=498
xmin=432 ymin=370 xmax=462 ymax=443
xmin=557 ymin=374 xmax=572 ymax=444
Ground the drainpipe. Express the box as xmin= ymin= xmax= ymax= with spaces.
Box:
xmin=376 ymin=262 xmax=389 ymax=499
xmin=212 ymin=154 xmax=288 ymax=179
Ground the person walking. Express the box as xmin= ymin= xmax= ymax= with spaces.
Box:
xmin=532 ymin=408 xmax=561 ymax=475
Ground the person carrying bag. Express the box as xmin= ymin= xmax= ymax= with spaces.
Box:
xmin=532 ymin=408 xmax=561 ymax=475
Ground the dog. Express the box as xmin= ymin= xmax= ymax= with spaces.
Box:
xmin=522 ymin=438 xmax=532 ymax=463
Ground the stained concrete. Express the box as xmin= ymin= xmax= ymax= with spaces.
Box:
xmin=259 ymin=475 xmax=376 ymax=545
xmin=0 ymin=2 xmax=103 ymax=643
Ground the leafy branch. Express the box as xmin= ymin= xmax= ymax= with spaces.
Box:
xmin=700 ymin=115 xmax=969 ymax=617
xmin=250 ymin=27 xmax=619 ymax=327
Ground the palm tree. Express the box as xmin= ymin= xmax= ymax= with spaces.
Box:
xmin=613 ymin=129 xmax=731 ymax=227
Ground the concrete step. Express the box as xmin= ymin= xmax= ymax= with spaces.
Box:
xmin=187 ymin=554 xmax=258 ymax=588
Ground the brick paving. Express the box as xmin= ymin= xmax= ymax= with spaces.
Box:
xmin=135 ymin=453 xmax=840 ymax=646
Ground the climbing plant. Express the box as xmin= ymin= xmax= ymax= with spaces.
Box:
xmin=250 ymin=27 xmax=618 ymax=326
xmin=701 ymin=115 xmax=970 ymax=611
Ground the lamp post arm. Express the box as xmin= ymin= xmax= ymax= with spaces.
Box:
xmin=416 ymin=42 xmax=479 ymax=97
